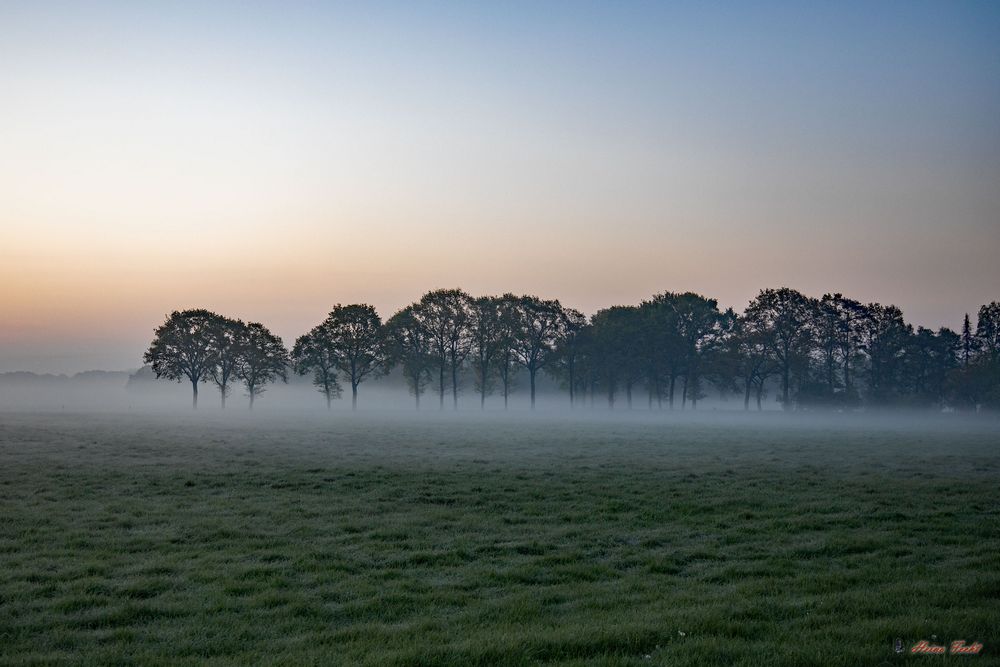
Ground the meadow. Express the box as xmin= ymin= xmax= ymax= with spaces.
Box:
xmin=0 ymin=411 xmax=997 ymax=665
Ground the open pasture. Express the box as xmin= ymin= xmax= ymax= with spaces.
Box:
xmin=0 ymin=412 xmax=997 ymax=665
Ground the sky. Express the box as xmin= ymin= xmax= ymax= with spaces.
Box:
xmin=1 ymin=1 xmax=999 ymax=373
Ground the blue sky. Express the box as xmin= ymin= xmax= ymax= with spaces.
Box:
xmin=1 ymin=1 xmax=998 ymax=371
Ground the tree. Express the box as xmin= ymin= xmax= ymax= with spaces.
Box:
xmin=731 ymin=309 xmax=778 ymax=410
xmin=512 ymin=295 xmax=565 ymax=409
xmin=237 ymin=322 xmax=289 ymax=409
xmin=951 ymin=303 xmax=1000 ymax=411
xmin=321 ymin=304 xmax=388 ymax=410
xmin=857 ymin=303 xmax=911 ymax=405
xmin=589 ymin=307 xmax=630 ymax=408
xmin=144 ymin=309 xmax=220 ymax=409
xmin=574 ymin=327 xmax=601 ymax=408
xmin=384 ymin=305 xmax=434 ymax=409
xmin=495 ymin=294 xmax=523 ymax=409
xmin=803 ymin=293 xmax=866 ymax=407
xmin=670 ymin=293 xmax=723 ymax=409
xmin=417 ymin=289 xmax=473 ymax=409
xmin=207 ymin=315 xmax=246 ymax=409
xmin=638 ymin=294 xmax=684 ymax=408
xmin=292 ymin=323 xmax=342 ymax=409
xmin=960 ymin=314 xmax=977 ymax=368
xmin=903 ymin=327 xmax=957 ymax=408
xmin=700 ymin=308 xmax=738 ymax=406
xmin=550 ymin=307 xmax=588 ymax=407
xmin=469 ymin=296 xmax=504 ymax=409
xmin=744 ymin=288 xmax=816 ymax=410
xmin=975 ymin=302 xmax=1000 ymax=362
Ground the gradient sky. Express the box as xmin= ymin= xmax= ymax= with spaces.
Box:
xmin=1 ymin=1 xmax=999 ymax=372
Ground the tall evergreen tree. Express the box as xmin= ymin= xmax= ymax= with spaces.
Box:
xmin=961 ymin=313 xmax=976 ymax=368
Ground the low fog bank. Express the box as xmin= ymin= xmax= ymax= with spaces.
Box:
xmin=1 ymin=369 xmax=998 ymax=436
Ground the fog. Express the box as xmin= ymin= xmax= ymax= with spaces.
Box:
xmin=3 ymin=368 xmax=997 ymax=438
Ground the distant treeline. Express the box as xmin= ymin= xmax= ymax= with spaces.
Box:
xmin=144 ymin=289 xmax=1000 ymax=412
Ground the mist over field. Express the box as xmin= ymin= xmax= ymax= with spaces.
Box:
xmin=3 ymin=1 xmax=1000 ymax=664
xmin=2 ymin=366 xmax=997 ymax=418
xmin=1 ymin=410 xmax=997 ymax=666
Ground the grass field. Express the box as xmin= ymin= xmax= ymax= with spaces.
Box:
xmin=0 ymin=411 xmax=997 ymax=666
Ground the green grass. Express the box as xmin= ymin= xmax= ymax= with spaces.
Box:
xmin=0 ymin=412 xmax=998 ymax=665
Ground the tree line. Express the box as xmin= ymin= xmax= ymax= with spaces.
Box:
xmin=144 ymin=288 xmax=1000 ymax=412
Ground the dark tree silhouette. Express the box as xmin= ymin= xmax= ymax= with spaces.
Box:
xmin=589 ymin=306 xmax=637 ymax=408
xmin=904 ymin=326 xmax=958 ymax=408
xmin=641 ymin=293 xmax=686 ymax=408
xmin=144 ymin=309 xmax=220 ymax=409
xmin=955 ymin=302 xmax=1000 ymax=411
xmin=671 ymin=293 xmax=723 ymax=410
xmin=744 ymin=288 xmax=816 ymax=410
xmin=731 ymin=309 xmax=778 ymax=410
xmin=858 ymin=303 xmax=911 ymax=405
xmin=803 ymin=293 xmax=866 ymax=406
xmin=634 ymin=301 xmax=669 ymax=409
xmin=417 ymin=289 xmax=473 ymax=410
xmin=961 ymin=314 xmax=977 ymax=368
xmin=976 ymin=302 xmax=1000 ymax=362
xmin=495 ymin=294 xmax=522 ymax=409
xmin=384 ymin=305 xmax=434 ymax=409
xmin=237 ymin=322 xmax=289 ymax=409
xmin=207 ymin=315 xmax=246 ymax=409
xmin=700 ymin=308 xmax=738 ymax=406
xmin=550 ymin=308 xmax=588 ymax=408
xmin=147 ymin=289 xmax=998 ymax=414
xmin=469 ymin=296 xmax=504 ymax=409
xmin=292 ymin=323 xmax=342 ymax=409
xmin=321 ymin=304 xmax=388 ymax=410
xmin=512 ymin=295 xmax=565 ymax=409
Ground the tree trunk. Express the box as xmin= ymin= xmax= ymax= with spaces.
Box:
xmin=351 ymin=383 xmax=358 ymax=411
xmin=192 ymin=379 xmax=199 ymax=410
xmin=439 ymin=364 xmax=445 ymax=409
xmin=479 ymin=362 xmax=487 ymax=410
xmin=326 ymin=392 xmax=332 ymax=410
xmin=529 ymin=369 xmax=536 ymax=409
xmin=669 ymin=375 xmax=676 ymax=409
xmin=782 ymin=366 xmax=790 ymax=410
xmin=744 ymin=379 xmax=752 ymax=410
xmin=502 ymin=369 xmax=509 ymax=410
xmin=451 ymin=363 xmax=459 ymax=410
xmin=249 ymin=389 xmax=255 ymax=410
